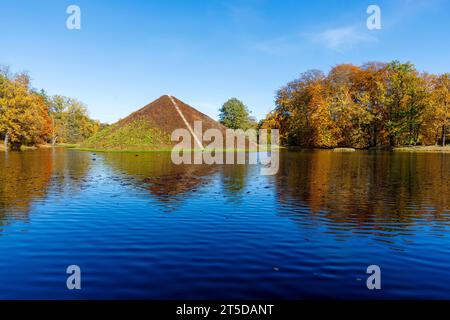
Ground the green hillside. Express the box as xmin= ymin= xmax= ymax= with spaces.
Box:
xmin=82 ymin=119 xmax=172 ymax=151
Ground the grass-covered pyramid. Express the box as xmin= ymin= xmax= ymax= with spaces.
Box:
xmin=83 ymin=95 xmax=225 ymax=151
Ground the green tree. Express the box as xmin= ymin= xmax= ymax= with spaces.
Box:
xmin=219 ymin=98 xmax=255 ymax=130
xmin=47 ymin=95 xmax=100 ymax=144
xmin=383 ymin=61 xmax=430 ymax=146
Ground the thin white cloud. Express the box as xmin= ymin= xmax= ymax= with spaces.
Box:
xmin=313 ymin=26 xmax=377 ymax=51
xmin=251 ymin=35 xmax=303 ymax=55
xmin=251 ymin=25 xmax=378 ymax=56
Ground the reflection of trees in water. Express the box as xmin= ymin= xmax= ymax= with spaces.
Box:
xmin=3 ymin=148 xmax=447 ymax=236
xmin=221 ymin=165 xmax=248 ymax=193
xmin=275 ymin=151 xmax=450 ymax=233
xmin=49 ymin=148 xmax=93 ymax=193
xmin=0 ymin=148 xmax=92 ymax=228
xmin=101 ymin=152 xmax=220 ymax=201
xmin=0 ymin=150 xmax=53 ymax=225
xmin=219 ymin=164 xmax=255 ymax=203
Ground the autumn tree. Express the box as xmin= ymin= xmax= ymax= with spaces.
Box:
xmin=0 ymin=70 xmax=51 ymax=150
xmin=431 ymin=74 xmax=450 ymax=146
xmin=273 ymin=70 xmax=335 ymax=147
xmin=261 ymin=61 xmax=448 ymax=149
xmin=358 ymin=62 xmax=388 ymax=147
xmin=326 ymin=64 xmax=377 ymax=148
xmin=0 ymin=66 xmax=100 ymax=150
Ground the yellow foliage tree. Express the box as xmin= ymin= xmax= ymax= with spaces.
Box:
xmin=0 ymin=71 xmax=51 ymax=150
xmin=431 ymin=74 xmax=450 ymax=146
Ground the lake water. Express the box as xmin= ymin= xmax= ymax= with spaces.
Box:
xmin=0 ymin=148 xmax=449 ymax=299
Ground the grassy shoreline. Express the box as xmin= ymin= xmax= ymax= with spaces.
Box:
xmin=75 ymin=147 xmax=174 ymax=153
xmin=74 ymin=147 xmax=280 ymax=153
xmin=393 ymin=145 xmax=450 ymax=153
xmin=73 ymin=145 xmax=450 ymax=153
xmin=2 ymin=143 xmax=448 ymax=153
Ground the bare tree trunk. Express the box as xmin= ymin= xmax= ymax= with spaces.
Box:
xmin=444 ymin=102 xmax=448 ymax=147
xmin=51 ymin=116 xmax=56 ymax=146
xmin=4 ymin=133 xmax=9 ymax=150
xmin=443 ymin=125 xmax=447 ymax=147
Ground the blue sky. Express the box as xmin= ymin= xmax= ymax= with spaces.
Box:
xmin=1 ymin=0 xmax=449 ymax=123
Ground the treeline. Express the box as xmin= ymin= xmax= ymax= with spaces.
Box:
xmin=0 ymin=66 xmax=102 ymax=150
xmin=262 ymin=61 xmax=449 ymax=148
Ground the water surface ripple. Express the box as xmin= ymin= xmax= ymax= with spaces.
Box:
xmin=0 ymin=149 xmax=449 ymax=299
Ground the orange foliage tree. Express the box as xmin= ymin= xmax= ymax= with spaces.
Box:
xmin=262 ymin=61 xmax=449 ymax=148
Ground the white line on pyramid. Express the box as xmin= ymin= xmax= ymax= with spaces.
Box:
xmin=168 ymin=95 xmax=204 ymax=150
